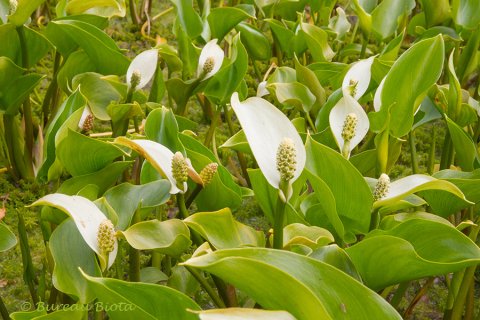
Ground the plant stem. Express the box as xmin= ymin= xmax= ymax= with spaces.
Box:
xmin=184 ymin=266 xmax=226 ymax=308
xmin=390 ymin=281 xmax=410 ymax=308
xmin=222 ymin=104 xmax=251 ymax=186
xmin=403 ymin=277 xmax=434 ymax=318
xmin=176 ymin=193 xmax=189 ymax=219
xmin=186 ymin=184 xmax=202 ymax=209
xmin=18 ymin=212 xmax=38 ymax=305
xmin=427 ymin=125 xmax=436 ymax=174
xmin=408 ymin=130 xmax=419 ymax=174
xmin=204 ymin=109 xmax=221 ymax=149
xmin=273 ymin=197 xmax=286 ymax=249
xmin=440 ymin=131 xmax=453 ymax=170
xmin=42 ymin=51 xmax=62 ymax=126
xmin=0 ymin=294 xmax=9 ymax=320
xmin=128 ymin=211 xmax=141 ymax=282
xmin=212 ymin=276 xmax=238 ymax=307
xmin=129 ymin=0 xmax=142 ymax=25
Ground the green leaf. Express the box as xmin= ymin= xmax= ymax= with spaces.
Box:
xmin=48 ymin=19 xmax=129 ymax=75
xmin=65 ymin=0 xmax=126 ymax=18
xmin=170 ymin=0 xmax=203 ymax=39
xmin=208 ymin=7 xmax=252 ymax=41
xmin=57 ymin=50 xmax=96 ymax=93
xmin=346 ymin=219 xmax=480 ymax=290
xmin=167 ymin=265 xmax=200 ymax=296
xmin=0 ymin=72 xmax=43 ymax=115
xmin=82 ymin=272 xmax=201 ymax=319
xmin=57 ymin=129 xmax=124 ymax=176
xmin=283 ymin=223 xmax=334 ymax=250
xmin=420 ymin=169 xmax=480 ymax=217
xmin=7 ymin=0 xmax=45 ymax=26
xmin=10 ymin=309 xmax=86 ymax=320
xmin=375 ymin=35 xmax=444 ymax=137
xmin=309 ymin=244 xmax=362 ymax=281
xmin=268 ymin=82 xmax=316 ymax=113
xmin=299 ymin=23 xmax=335 ymax=62
xmin=305 ymin=137 xmax=373 ymax=234
xmin=235 ymin=22 xmax=271 ymax=61
xmin=145 ymin=105 xmax=185 ymax=154
xmin=184 ymin=208 xmax=265 ymax=249
xmin=266 ymin=19 xmax=295 ymax=58
xmin=445 ymin=116 xmax=480 ymax=171
xmin=121 ymin=219 xmax=191 ymax=256
xmin=49 ymin=219 xmax=102 ymax=302
xmin=183 ymin=248 xmax=402 ymax=320
xmin=452 ymin=0 xmax=480 ymax=29
xmin=179 ymin=133 xmax=242 ymax=211
xmin=22 ymin=26 xmax=53 ymax=68
xmin=58 ymin=161 xmax=131 ymax=196
xmin=420 ymin=0 xmax=450 ymax=27
xmin=220 ymin=129 xmax=251 ymax=154
xmin=248 ymin=168 xmax=306 ymax=225
xmin=0 ymin=222 xmax=16 ymax=252
xmin=104 ymin=180 xmax=171 ymax=230
xmin=73 ymin=72 xmax=122 ymax=120
xmin=371 ymin=0 xmax=415 ymax=40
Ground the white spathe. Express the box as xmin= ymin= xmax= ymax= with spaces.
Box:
xmin=126 ymin=49 xmax=158 ymax=89
xmin=329 ymin=94 xmax=370 ymax=157
xmin=114 ymin=137 xmax=187 ymax=194
xmin=342 ymin=56 xmax=375 ymax=100
xmin=32 ymin=194 xmax=118 ymax=269
xmin=230 ymin=92 xmax=306 ymax=189
xmin=197 ymin=39 xmax=224 ymax=80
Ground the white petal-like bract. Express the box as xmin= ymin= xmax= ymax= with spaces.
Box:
xmin=230 ymin=92 xmax=306 ymax=189
xmin=342 ymin=56 xmax=375 ymax=100
xmin=197 ymin=39 xmax=224 ymax=80
xmin=126 ymin=49 xmax=158 ymax=89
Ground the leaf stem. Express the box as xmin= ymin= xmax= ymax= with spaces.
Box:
xmin=408 ymin=130 xmax=419 ymax=174
xmin=273 ymin=196 xmax=286 ymax=249
xmin=18 ymin=212 xmax=38 ymax=305
xmin=184 ymin=266 xmax=226 ymax=308
xmin=128 ymin=211 xmax=141 ymax=282
xmin=176 ymin=193 xmax=189 ymax=219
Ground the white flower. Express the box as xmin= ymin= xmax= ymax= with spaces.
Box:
xmin=230 ymin=92 xmax=306 ymax=190
xmin=342 ymin=56 xmax=375 ymax=100
xmin=329 ymin=94 xmax=370 ymax=158
xmin=126 ymin=49 xmax=158 ymax=89
xmin=114 ymin=138 xmax=202 ymax=194
xmin=32 ymin=194 xmax=117 ymax=271
xmin=78 ymin=106 xmax=94 ymax=131
xmin=197 ymin=39 xmax=224 ymax=80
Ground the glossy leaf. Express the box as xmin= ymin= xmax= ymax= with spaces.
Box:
xmin=235 ymin=22 xmax=271 ymax=61
xmin=184 ymin=208 xmax=265 ymax=249
xmin=0 ymin=222 xmax=16 ymax=252
xmin=305 ymin=137 xmax=373 ymax=234
xmin=103 ymin=180 xmax=171 ymax=230
xmin=170 ymin=0 xmax=203 ymax=39
xmin=374 ymin=35 xmax=444 ymax=137
xmin=145 ymin=105 xmax=185 ymax=154
xmin=48 ymin=19 xmax=129 ymax=75
xmin=452 ymin=0 xmax=480 ymax=29
xmin=121 ymin=219 xmax=191 ymax=256
xmin=65 ymin=0 xmax=126 ymax=18
xmin=299 ymin=23 xmax=335 ymax=62
xmin=183 ymin=248 xmax=402 ymax=320
xmin=347 ymin=219 xmax=480 ymax=290
xmin=57 ymin=129 xmax=124 ymax=176
xmin=49 ymin=219 xmax=102 ymax=302
xmin=445 ymin=116 xmax=480 ymax=171
xmin=283 ymin=223 xmax=334 ymax=250
xmin=82 ymin=272 xmax=201 ymax=319
xmin=7 ymin=0 xmax=45 ymax=25
xmin=371 ymin=0 xmax=415 ymax=40
xmin=207 ymin=7 xmax=252 ymax=41
xmin=179 ymin=134 xmax=242 ymax=211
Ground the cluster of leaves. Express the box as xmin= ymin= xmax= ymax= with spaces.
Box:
xmin=1 ymin=0 xmax=480 ymax=319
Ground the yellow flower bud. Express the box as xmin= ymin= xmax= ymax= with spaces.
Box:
xmin=200 ymin=163 xmax=218 ymax=186
xmin=341 ymin=113 xmax=358 ymax=142
xmin=97 ymin=219 xmax=115 ymax=255
xmin=373 ymin=173 xmax=390 ymax=201
xmin=276 ymin=138 xmax=297 ymax=182
xmin=171 ymin=152 xmax=188 ymax=189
